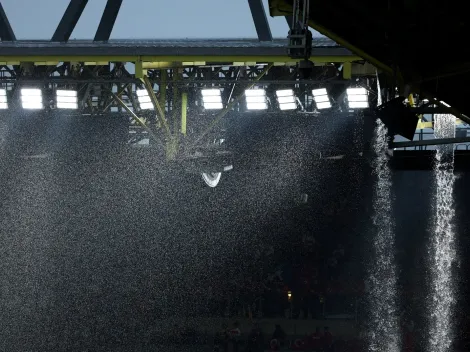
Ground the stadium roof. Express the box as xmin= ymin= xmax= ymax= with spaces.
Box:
xmin=0 ymin=38 xmax=352 ymax=57
xmin=269 ymin=0 xmax=469 ymax=117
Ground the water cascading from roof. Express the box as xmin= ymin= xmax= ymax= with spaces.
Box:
xmin=428 ymin=114 xmax=457 ymax=352
xmin=366 ymin=74 xmax=400 ymax=352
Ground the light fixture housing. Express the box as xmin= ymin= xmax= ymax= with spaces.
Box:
xmin=245 ymin=89 xmax=268 ymax=110
xmin=346 ymin=87 xmax=369 ymax=109
xmin=21 ymin=88 xmax=43 ymax=110
xmin=201 ymin=89 xmax=223 ymax=110
xmin=276 ymin=89 xmax=297 ymax=111
xmin=0 ymin=89 xmax=7 ymax=109
xmin=56 ymin=89 xmax=78 ymax=109
xmin=312 ymin=88 xmax=331 ymax=109
xmin=136 ymin=89 xmax=154 ymax=110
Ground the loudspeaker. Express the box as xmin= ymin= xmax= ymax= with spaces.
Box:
xmin=376 ymin=96 xmax=419 ymax=140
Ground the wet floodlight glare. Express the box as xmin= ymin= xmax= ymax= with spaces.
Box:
xmin=0 ymin=89 xmax=7 ymax=109
xmin=347 ymin=87 xmax=369 ymax=109
xmin=276 ymin=89 xmax=297 ymax=110
xmin=312 ymin=88 xmax=331 ymax=109
xmin=245 ymin=89 xmax=267 ymax=110
xmin=56 ymin=89 xmax=78 ymax=109
xmin=21 ymin=88 xmax=43 ymax=109
xmin=136 ymin=89 xmax=154 ymax=110
xmin=201 ymin=89 xmax=223 ymax=110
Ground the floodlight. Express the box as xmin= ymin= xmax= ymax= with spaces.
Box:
xmin=136 ymin=89 xmax=154 ymax=110
xmin=21 ymin=88 xmax=43 ymax=110
xmin=276 ymin=89 xmax=297 ymax=111
xmin=245 ymin=89 xmax=267 ymax=110
xmin=201 ymin=89 xmax=223 ymax=110
xmin=56 ymin=89 xmax=78 ymax=109
xmin=0 ymin=89 xmax=7 ymax=109
xmin=312 ymin=88 xmax=331 ymax=109
xmin=346 ymin=87 xmax=369 ymax=109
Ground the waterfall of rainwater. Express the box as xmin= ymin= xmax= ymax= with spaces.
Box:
xmin=367 ymin=75 xmax=400 ymax=352
xmin=428 ymin=114 xmax=457 ymax=352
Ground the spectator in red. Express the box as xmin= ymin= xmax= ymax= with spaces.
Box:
xmin=403 ymin=320 xmax=415 ymax=352
xmin=228 ymin=322 xmax=241 ymax=352
xmin=321 ymin=326 xmax=333 ymax=352
xmin=404 ymin=331 xmax=414 ymax=352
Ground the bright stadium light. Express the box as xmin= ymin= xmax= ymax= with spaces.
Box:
xmin=245 ymin=89 xmax=267 ymax=110
xmin=346 ymin=87 xmax=369 ymax=109
xmin=0 ymin=89 xmax=7 ymax=109
xmin=56 ymin=89 xmax=78 ymax=109
xmin=136 ymin=89 xmax=154 ymax=110
xmin=21 ymin=88 xmax=43 ymax=110
xmin=312 ymin=88 xmax=331 ymax=109
xmin=276 ymin=89 xmax=297 ymax=110
xmin=201 ymin=89 xmax=223 ymax=110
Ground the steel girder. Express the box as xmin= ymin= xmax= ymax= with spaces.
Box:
xmin=52 ymin=0 xmax=89 ymax=42
xmin=0 ymin=1 xmax=15 ymax=41
xmin=0 ymin=62 xmax=371 ymax=82
xmin=94 ymin=0 xmax=123 ymax=41
xmin=247 ymin=0 xmax=273 ymax=41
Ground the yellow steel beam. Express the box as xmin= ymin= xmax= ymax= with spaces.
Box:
xmin=191 ymin=63 xmax=274 ymax=149
xmin=343 ymin=62 xmax=351 ymax=79
xmin=142 ymin=75 xmax=171 ymax=139
xmin=159 ymin=69 xmax=167 ymax=120
xmin=417 ymin=121 xmax=432 ymax=129
xmin=103 ymin=84 xmax=129 ymax=112
xmin=416 ymin=119 xmax=464 ymax=130
xmin=172 ymin=69 xmax=180 ymax=136
xmin=307 ymin=21 xmax=394 ymax=76
xmin=135 ymin=60 xmax=143 ymax=78
xmin=181 ymin=92 xmax=188 ymax=136
xmin=110 ymin=91 xmax=162 ymax=146
xmin=0 ymin=55 xmax=362 ymax=65
xmin=142 ymin=61 xmax=174 ymax=69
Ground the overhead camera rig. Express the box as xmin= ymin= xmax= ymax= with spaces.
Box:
xmin=287 ymin=0 xmax=315 ymax=78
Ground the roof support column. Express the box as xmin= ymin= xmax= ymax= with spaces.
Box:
xmin=51 ymin=0 xmax=88 ymax=42
xmin=248 ymin=0 xmax=272 ymax=41
xmin=94 ymin=0 xmax=123 ymax=41
xmin=0 ymin=2 xmax=16 ymax=41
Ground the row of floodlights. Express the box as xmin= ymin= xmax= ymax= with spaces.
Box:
xmin=0 ymin=88 xmax=78 ymax=110
xmin=133 ymin=87 xmax=368 ymax=111
xmin=197 ymin=87 xmax=369 ymax=111
xmin=312 ymin=88 xmax=369 ymax=109
xmin=0 ymin=87 xmax=369 ymax=112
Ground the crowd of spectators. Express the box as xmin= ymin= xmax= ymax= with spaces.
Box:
xmin=213 ymin=322 xmax=336 ymax=352
xmin=208 ymin=227 xmax=363 ymax=319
